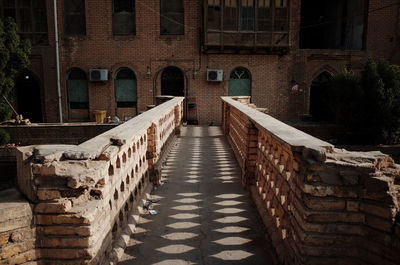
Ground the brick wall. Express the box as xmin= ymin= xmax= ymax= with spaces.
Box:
xmin=0 ymin=190 xmax=36 ymax=265
xmin=222 ymin=97 xmax=400 ymax=265
xmin=3 ymin=98 xmax=184 ymax=264
xmin=1 ymin=124 xmax=117 ymax=146
xmin=23 ymin=0 xmax=400 ymax=124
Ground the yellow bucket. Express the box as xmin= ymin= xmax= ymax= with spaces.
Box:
xmin=93 ymin=110 xmax=107 ymax=123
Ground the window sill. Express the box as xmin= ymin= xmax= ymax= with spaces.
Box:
xmin=299 ymin=48 xmax=366 ymax=52
xmin=112 ymin=35 xmax=137 ymax=41
xmin=63 ymin=35 xmax=87 ymax=41
xmin=31 ymin=43 xmax=50 ymax=47
xmin=299 ymin=49 xmax=367 ymax=59
xmin=159 ymin=35 xmax=185 ymax=41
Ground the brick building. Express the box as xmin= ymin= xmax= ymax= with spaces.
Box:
xmin=1 ymin=0 xmax=399 ymax=125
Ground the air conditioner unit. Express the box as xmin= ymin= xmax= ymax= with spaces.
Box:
xmin=207 ymin=69 xmax=223 ymax=82
xmin=89 ymin=69 xmax=108 ymax=82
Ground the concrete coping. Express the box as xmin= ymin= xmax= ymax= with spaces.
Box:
xmin=230 ymin=96 xmax=251 ymax=99
xmin=23 ymin=97 xmax=184 ymax=162
xmin=222 ymin=97 xmax=333 ymax=155
xmin=74 ymin=97 xmax=184 ymax=159
xmin=0 ymin=123 xmax=117 ymax=127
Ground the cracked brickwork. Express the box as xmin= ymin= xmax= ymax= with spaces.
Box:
xmin=0 ymin=98 xmax=183 ymax=265
xmin=222 ymin=97 xmax=400 ymax=265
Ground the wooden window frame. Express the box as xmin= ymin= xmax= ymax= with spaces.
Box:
xmin=204 ymin=0 xmax=290 ymax=50
xmin=112 ymin=0 xmax=136 ymax=35
xmin=64 ymin=0 xmax=86 ymax=36
xmin=0 ymin=0 xmax=48 ymax=45
xmin=160 ymin=0 xmax=184 ymax=35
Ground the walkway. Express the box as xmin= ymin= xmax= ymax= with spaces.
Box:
xmin=119 ymin=126 xmax=274 ymax=265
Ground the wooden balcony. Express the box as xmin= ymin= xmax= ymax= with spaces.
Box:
xmin=203 ymin=30 xmax=289 ymax=54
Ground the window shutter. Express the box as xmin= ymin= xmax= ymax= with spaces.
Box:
xmin=115 ymin=79 xmax=137 ymax=102
xmin=67 ymin=80 xmax=88 ymax=103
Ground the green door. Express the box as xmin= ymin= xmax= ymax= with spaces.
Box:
xmin=115 ymin=68 xmax=137 ymax=108
xmin=67 ymin=68 xmax=89 ymax=109
xmin=228 ymin=67 xmax=251 ymax=96
xmin=115 ymin=79 xmax=137 ymax=106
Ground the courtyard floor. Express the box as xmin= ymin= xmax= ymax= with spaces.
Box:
xmin=118 ymin=126 xmax=275 ymax=265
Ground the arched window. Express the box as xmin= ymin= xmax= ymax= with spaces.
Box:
xmin=67 ymin=68 xmax=88 ymax=110
xmin=309 ymin=72 xmax=333 ymax=121
xmin=115 ymin=68 xmax=137 ymax=108
xmin=228 ymin=67 xmax=251 ymax=96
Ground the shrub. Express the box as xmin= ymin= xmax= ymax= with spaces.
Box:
xmin=329 ymin=59 xmax=400 ymax=144
xmin=361 ymin=59 xmax=400 ymax=144
xmin=328 ymin=68 xmax=364 ymax=129
xmin=0 ymin=129 xmax=10 ymax=145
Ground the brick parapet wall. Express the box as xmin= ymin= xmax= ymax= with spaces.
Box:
xmin=0 ymin=124 xmax=118 ymax=146
xmin=222 ymin=97 xmax=400 ymax=265
xmin=6 ymin=97 xmax=184 ymax=265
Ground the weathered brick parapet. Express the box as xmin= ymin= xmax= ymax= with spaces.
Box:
xmin=222 ymin=97 xmax=400 ymax=265
xmin=5 ymin=98 xmax=184 ymax=265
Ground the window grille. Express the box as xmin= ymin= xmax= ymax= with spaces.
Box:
xmin=113 ymin=0 xmax=135 ymax=35
xmin=0 ymin=0 xmax=48 ymax=45
xmin=64 ymin=0 xmax=86 ymax=35
xmin=160 ymin=0 xmax=184 ymax=35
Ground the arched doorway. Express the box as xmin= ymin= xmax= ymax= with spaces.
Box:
xmin=309 ymin=72 xmax=332 ymax=121
xmin=114 ymin=67 xmax=137 ymax=117
xmin=228 ymin=67 xmax=251 ymax=97
xmin=161 ymin=66 xmax=184 ymax=96
xmin=15 ymin=72 xmax=43 ymax=123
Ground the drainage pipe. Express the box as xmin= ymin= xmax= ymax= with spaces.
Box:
xmin=53 ymin=0 xmax=63 ymax=123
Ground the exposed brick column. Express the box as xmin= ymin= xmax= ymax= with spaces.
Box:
xmin=222 ymin=96 xmax=400 ymax=265
xmin=222 ymin=102 xmax=230 ymax=136
xmin=146 ymin=123 xmax=158 ymax=184
xmin=242 ymin=120 xmax=258 ymax=188
xmin=174 ymin=105 xmax=181 ymax=135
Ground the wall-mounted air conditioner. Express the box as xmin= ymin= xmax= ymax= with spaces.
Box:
xmin=207 ymin=69 xmax=223 ymax=82
xmin=89 ymin=69 xmax=108 ymax=82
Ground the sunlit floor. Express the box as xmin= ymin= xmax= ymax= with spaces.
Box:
xmin=119 ymin=126 xmax=274 ymax=265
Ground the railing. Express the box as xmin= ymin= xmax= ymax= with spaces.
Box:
xmin=222 ymin=96 xmax=400 ymax=265
xmin=13 ymin=97 xmax=184 ymax=264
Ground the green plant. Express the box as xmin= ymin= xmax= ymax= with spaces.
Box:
xmin=0 ymin=129 xmax=10 ymax=145
xmin=0 ymin=17 xmax=31 ymax=122
xmin=328 ymin=59 xmax=400 ymax=144
xmin=328 ymin=68 xmax=364 ymax=128
xmin=0 ymin=18 xmax=31 ymax=145
xmin=361 ymin=59 xmax=400 ymax=144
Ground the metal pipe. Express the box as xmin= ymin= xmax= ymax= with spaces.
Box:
xmin=2 ymin=95 xmax=18 ymax=116
xmin=53 ymin=0 xmax=63 ymax=123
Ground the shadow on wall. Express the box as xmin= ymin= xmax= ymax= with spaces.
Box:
xmin=0 ymin=147 xmax=16 ymax=191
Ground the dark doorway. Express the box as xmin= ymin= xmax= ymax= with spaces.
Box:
xmin=161 ymin=66 xmax=184 ymax=96
xmin=309 ymin=72 xmax=333 ymax=121
xmin=15 ymin=72 xmax=43 ymax=123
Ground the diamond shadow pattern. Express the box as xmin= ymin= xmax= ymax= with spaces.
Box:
xmin=119 ymin=126 xmax=274 ymax=265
